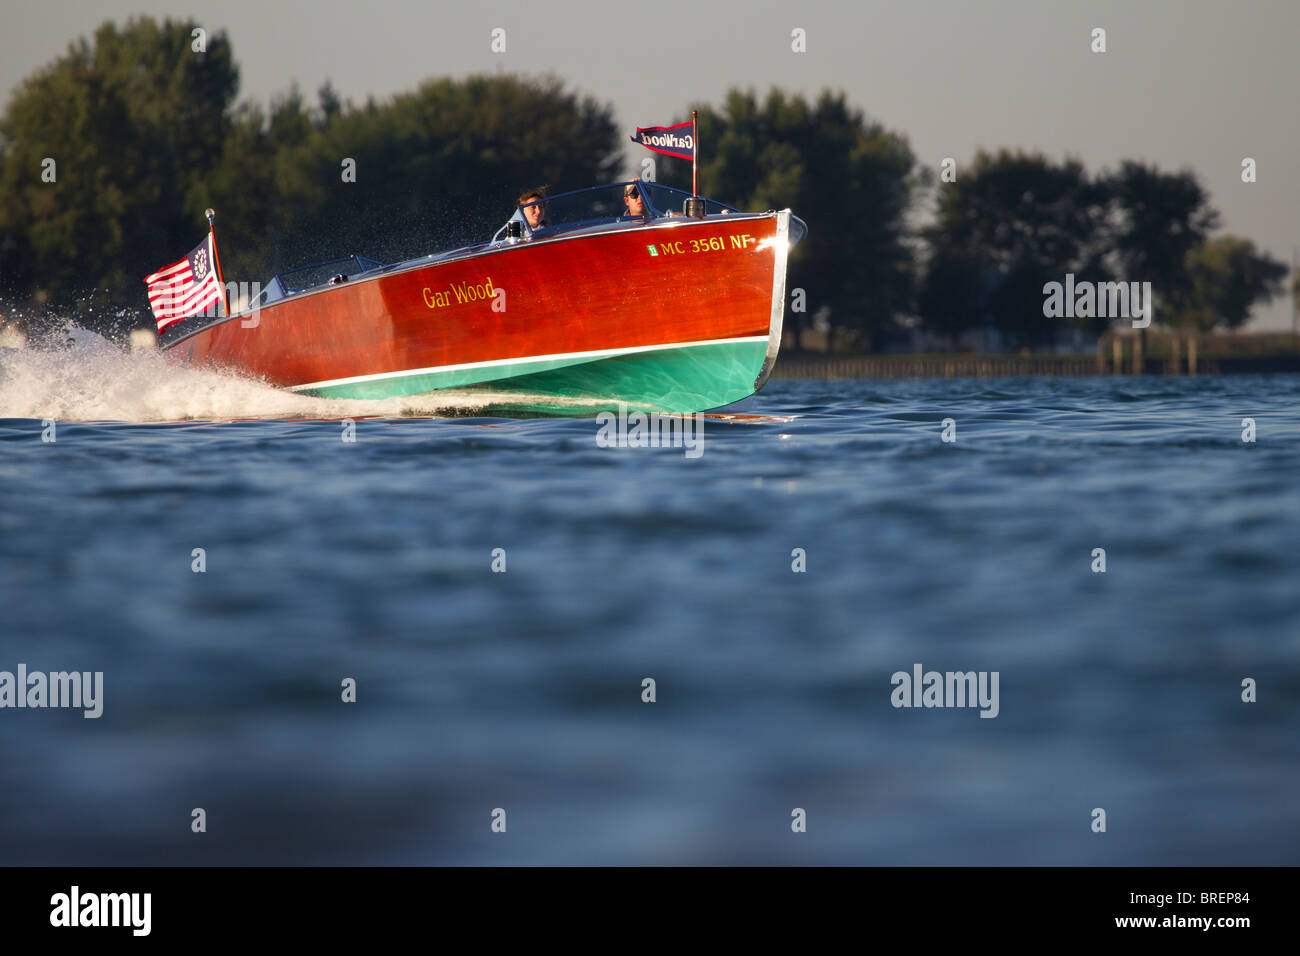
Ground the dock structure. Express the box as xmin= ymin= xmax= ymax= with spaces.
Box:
xmin=771 ymin=334 xmax=1300 ymax=379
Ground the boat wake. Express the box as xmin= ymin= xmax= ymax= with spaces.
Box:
xmin=0 ymin=327 xmax=584 ymax=423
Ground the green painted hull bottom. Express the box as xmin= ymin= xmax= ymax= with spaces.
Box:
xmin=300 ymin=340 xmax=770 ymax=417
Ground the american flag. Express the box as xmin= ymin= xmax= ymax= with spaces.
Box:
xmin=144 ymin=234 xmax=224 ymax=332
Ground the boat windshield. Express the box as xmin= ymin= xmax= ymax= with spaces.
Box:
xmin=255 ymin=255 xmax=386 ymax=306
xmin=495 ymin=182 xmax=742 ymax=242
xmin=513 ymin=184 xmax=641 ymax=237
xmin=639 ymin=183 xmax=739 ymax=218
xmin=277 ymin=256 xmax=385 ymax=293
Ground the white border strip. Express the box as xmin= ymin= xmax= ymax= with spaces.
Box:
xmin=286 ymin=336 xmax=769 ymax=392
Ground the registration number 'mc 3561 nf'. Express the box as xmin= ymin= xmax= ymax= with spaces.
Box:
xmin=649 ymin=234 xmax=757 ymax=256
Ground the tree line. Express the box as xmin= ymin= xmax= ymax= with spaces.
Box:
xmin=0 ymin=17 xmax=1289 ymax=347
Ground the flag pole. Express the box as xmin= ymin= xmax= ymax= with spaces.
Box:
xmin=692 ymin=109 xmax=698 ymax=198
xmin=205 ymin=208 xmax=229 ymax=317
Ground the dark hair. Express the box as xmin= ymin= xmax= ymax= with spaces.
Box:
xmin=517 ymin=185 xmax=550 ymax=206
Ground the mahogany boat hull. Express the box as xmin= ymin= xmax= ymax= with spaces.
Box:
xmin=164 ymin=210 xmax=795 ymax=416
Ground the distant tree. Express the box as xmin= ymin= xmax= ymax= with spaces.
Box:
xmin=915 ymin=250 xmax=986 ymax=340
xmin=1097 ymin=161 xmax=1219 ymax=330
xmin=260 ymin=74 xmax=621 ymax=270
xmin=919 ymin=150 xmax=1111 ymax=348
xmin=189 ymin=100 xmax=278 ymax=284
xmin=0 ymin=21 xmax=620 ymax=333
xmin=1291 ymin=268 xmax=1300 ymax=327
xmin=1169 ymin=236 xmax=1287 ymax=332
xmin=0 ymin=17 xmax=239 ymax=321
xmin=687 ymin=88 xmax=924 ymax=349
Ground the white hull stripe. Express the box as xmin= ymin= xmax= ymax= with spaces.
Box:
xmin=285 ymin=336 xmax=769 ymax=392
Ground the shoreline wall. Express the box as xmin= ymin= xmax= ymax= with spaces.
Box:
xmin=771 ymin=354 xmax=1300 ymax=378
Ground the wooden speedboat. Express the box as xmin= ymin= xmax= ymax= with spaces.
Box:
xmin=162 ymin=182 xmax=806 ymax=416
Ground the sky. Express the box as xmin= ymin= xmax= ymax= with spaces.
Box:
xmin=2 ymin=0 xmax=1297 ymax=330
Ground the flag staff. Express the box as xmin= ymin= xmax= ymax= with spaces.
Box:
xmin=692 ymin=110 xmax=698 ymax=198
xmin=205 ymin=208 xmax=229 ymax=317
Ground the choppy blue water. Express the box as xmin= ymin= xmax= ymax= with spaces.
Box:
xmin=2 ymin=346 xmax=1298 ymax=864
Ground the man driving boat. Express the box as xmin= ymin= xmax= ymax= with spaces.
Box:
xmin=499 ymin=185 xmax=549 ymax=239
xmin=619 ymin=183 xmax=648 ymax=220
